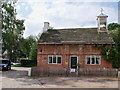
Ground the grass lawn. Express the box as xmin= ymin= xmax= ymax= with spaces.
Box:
xmin=11 ymin=65 xmax=22 ymax=67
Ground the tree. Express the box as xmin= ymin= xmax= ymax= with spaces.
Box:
xmin=108 ymin=23 xmax=120 ymax=31
xmin=2 ymin=1 xmax=25 ymax=61
xmin=109 ymin=27 xmax=120 ymax=68
xmin=96 ymin=23 xmax=120 ymax=68
xmin=29 ymin=33 xmax=41 ymax=60
xmin=102 ymin=23 xmax=120 ymax=68
xmin=28 ymin=35 xmax=38 ymax=60
xmin=19 ymin=35 xmax=38 ymax=60
xmin=29 ymin=42 xmax=37 ymax=60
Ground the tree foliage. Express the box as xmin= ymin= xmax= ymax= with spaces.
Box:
xmin=96 ymin=23 xmax=120 ymax=68
xmin=106 ymin=28 xmax=120 ymax=68
xmin=112 ymin=27 xmax=120 ymax=68
xmin=94 ymin=23 xmax=120 ymax=68
xmin=1 ymin=1 xmax=40 ymax=63
xmin=2 ymin=1 xmax=25 ymax=61
xmin=108 ymin=23 xmax=120 ymax=31
xmin=29 ymin=42 xmax=37 ymax=60
xmin=19 ymin=35 xmax=39 ymax=60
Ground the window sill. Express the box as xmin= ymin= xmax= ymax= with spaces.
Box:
xmin=86 ymin=64 xmax=101 ymax=65
xmin=48 ymin=63 xmax=62 ymax=65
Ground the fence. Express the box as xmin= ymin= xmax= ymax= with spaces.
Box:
xmin=31 ymin=67 xmax=69 ymax=77
xmin=31 ymin=67 xmax=118 ymax=77
xmin=78 ymin=68 xmax=118 ymax=77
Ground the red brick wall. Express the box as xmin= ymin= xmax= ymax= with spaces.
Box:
xmin=0 ymin=56 xmax=2 ymax=59
xmin=37 ymin=44 xmax=112 ymax=69
xmin=0 ymin=55 xmax=5 ymax=59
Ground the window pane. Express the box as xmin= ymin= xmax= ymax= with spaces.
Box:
xmin=96 ymin=57 xmax=100 ymax=65
xmin=49 ymin=56 xmax=52 ymax=63
xmin=53 ymin=56 xmax=56 ymax=63
xmin=57 ymin=57 xmax=61 ymax=64
xmin=87 ymin=57 xmax=90 ymax=64
xmin=91 ymin=57 xmax=95 ymax=64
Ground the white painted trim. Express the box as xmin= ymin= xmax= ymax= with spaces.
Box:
xmin=48 ymin=55 xmax=62 ymax=64
xmin=86 ymin=55 xmax=101 ymax=65
xmin=70 ymin=55 xmax=78 ymax=69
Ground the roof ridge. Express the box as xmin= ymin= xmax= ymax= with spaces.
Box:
xmin=51 ymin=28 xmax=98 ymax=31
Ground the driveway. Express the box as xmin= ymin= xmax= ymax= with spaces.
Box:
xmin=1 ymin=67 xmax=119 ymax=88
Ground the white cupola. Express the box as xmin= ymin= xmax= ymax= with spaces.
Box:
xmin=97 ymin=8 xmax=108 ymax=33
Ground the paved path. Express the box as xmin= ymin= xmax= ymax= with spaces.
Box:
xmin=1 ymin=67 xmax=119 ymax=88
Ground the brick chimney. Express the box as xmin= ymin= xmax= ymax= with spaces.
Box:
xmin=43 ymin=22 xmax=49 ymax=32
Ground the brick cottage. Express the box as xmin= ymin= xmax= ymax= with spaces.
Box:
xmin=37 ymin=11 xmax=114 ymax=70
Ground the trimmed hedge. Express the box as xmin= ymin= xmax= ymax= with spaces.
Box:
xmin=20 ymin=60 xmax=37 ymax=67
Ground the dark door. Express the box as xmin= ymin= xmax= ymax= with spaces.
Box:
xmin=71 ymin=57 xmax=77 ymax=69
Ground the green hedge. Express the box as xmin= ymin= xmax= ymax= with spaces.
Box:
xmin=11 ymin=65 xmax=22 ymax=67
xmin=20 ymin=60 xmax=37 ymax=67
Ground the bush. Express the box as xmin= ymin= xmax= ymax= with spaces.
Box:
xmin=20 ymin=59 xmax=37 ymax=67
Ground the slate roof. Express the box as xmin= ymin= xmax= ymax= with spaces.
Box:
xmin=38 ymin=28 xmax=114 ymax=44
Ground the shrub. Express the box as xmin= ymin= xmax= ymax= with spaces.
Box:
xmin=20 ymin=59 xmax=37 ymax=67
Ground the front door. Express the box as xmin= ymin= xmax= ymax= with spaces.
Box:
xmin=70 ymin=56 xmax=78 ymax=69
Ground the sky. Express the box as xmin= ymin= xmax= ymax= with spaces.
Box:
xmin=15 ymin=0 xmax=119 ymax=38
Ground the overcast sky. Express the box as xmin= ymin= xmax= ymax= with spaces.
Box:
xmin=16 ymin=0 xmax=119 ymax=38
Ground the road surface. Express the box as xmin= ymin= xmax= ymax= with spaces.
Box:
xmin=1 ymin=67 xmax=119 ymax=88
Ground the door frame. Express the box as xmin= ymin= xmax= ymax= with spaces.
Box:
xmin=70 ymin=55 xmax=78 ymax=69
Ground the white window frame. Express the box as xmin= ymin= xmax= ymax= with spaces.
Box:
xmin=48 ymin=55 xmax=62 ymax=64
xmin=86 ymin=55 xmax=101 ymax=65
